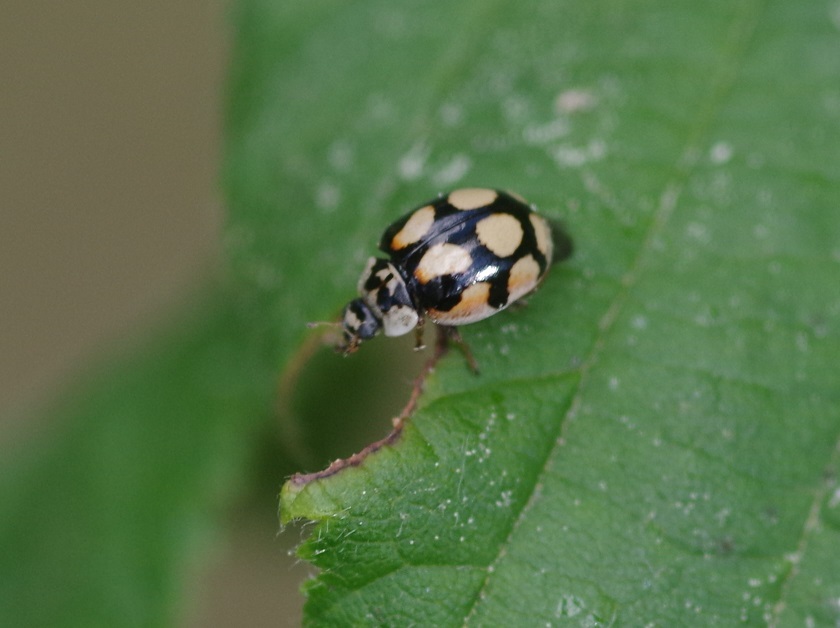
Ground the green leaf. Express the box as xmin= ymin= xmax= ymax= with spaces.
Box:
xmin=6 ymin=0 xmax=838 ymax=624
xmin=225 ymin=0 xmax=840 ymax=624
xmin=0 ymin=286 xmax=280 ymax=626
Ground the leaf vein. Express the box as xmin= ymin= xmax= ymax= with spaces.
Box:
xmin=461 ymin=0 xmax=767 ymax=622
xmin=768 ymin=434 xmax=840 ymax=626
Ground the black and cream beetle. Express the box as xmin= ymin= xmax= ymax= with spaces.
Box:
xmin=338 ymin=188 xmax=571 ymax=356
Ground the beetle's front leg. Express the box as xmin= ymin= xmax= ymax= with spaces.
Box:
xmin=413 ymin=317 xmax=426 ymax=351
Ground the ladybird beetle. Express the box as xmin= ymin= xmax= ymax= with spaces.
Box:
xmin=338 ymin=188 xmax=570 ymax=355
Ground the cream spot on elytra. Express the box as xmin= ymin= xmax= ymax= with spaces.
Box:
xmin=427 ymin=282 xmax=493 ymax=324
xmin=476 ymin=213 xmax=523 ymax=257
xmin=415 ymin=243 xmax=472 ymax=283
xmin=448 ymin=188 xmax=498 ymax=210
xmin=508 ymin=254 xmax=541 ymax=300
xmin=530 ymin=214 xmax=553 ymax=259
xmin=390 ymin=205 xmax=435 ymax=250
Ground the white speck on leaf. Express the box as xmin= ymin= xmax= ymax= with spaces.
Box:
xmin=523 ymin=118 xmax=569 ymax=145
xmin=398 ymin=140 xmax=430 ymax=180
xmin=496 ymin=490 xmax=513 ymax=508
xmin=327 ymin=140 xmax=354 ymax=171
xmin=433 ymin=153 xmax=471 ymax=186
xmin=710 ymin=141 xmax=733 ymax=164
xmin=785 ymin=551 xmax=802 ymax=566
xmin=555 ymin=88 xmax=598 ymax=113
xmin=554 ymin=593 xmax=584 ymax=618
xmin=315 ymin=181 xmax=340 ymax=212
xmin=686 ymin=221 xmax=710 ymax=243
xmin=551 ymin=140 xmax=606 ymax=168
xmin=828 ymin=487 xmax=840 ymax=508
xmin=439 ymin=102 xmax=463 ymax=126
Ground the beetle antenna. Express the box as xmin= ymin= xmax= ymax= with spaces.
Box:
xmin=307 ymin=321 xmax=340 ymax=329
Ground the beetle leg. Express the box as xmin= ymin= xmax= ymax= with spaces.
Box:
xmin=436 ymin=325 xmax=480 ymax=375
xmin=413 ymin=317 xmax=426 ymax=351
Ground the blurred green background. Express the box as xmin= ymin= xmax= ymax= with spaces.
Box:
xmin=0 ymin=1 xmax=305 ymax=625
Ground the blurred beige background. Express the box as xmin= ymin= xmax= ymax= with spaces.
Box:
xmin=0 ymin=1 xmax=303 ymax=625
xmin=0 ymin=1 xmax=222 ymax=429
